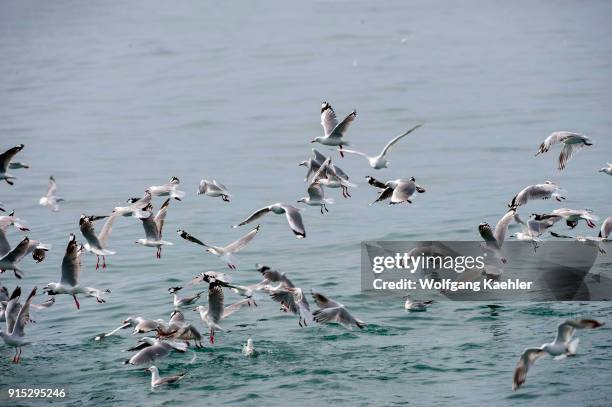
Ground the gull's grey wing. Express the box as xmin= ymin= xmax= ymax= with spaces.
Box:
xmin=4 ymin=287 xmax=21 ymax=333
xmin=207 ymin=283 xmax=224 ymax=325
xmin=380 ymin=124 xmax=423 ymax=157
xmin=0 ymin=229 xmax=10 ymax=257
xmin=0 ymin=144 xmax=24 ymax=173
xmin=223 ymin=225 xmax=260 ymax=253
xmin=126 ymin=342 xmax=171 ymax=365
xmin=212 ymin=180 xmax=228 ymax=192
xmin=555 ymin=319 xmax=604 ymax=343
xmin=311 ymin=148 xmax=327 ymax=164
xmin=222 ymin=298 xmax=254 ymax=319
xmin=280 ymin=205 xmax=305 ymax=238
xmin=494 ymin=209 xmax=517 ymax=246
xmin=80 ymin=219 xmax=103 ymax=250
xmin=320 ymin=102 xmax=338 ymax=137
xmin=46 ymin=176 xmax=57 ymax=197
xmin=140 ymin=213 xmax=159 ymax=241
xmin=558 ymin=143 xmax=584 ymax=170
xmin=98 ymin=213 xmax=118 ymax=248
xmin=312 ymin=306 xmax=364 ymax=329
xmin=330 ymin=110 xmax=357 ymax=138
xmin=600 ymin=217 xmax=612 ymax=239
xmin=478 ymin=223 xmax=498 ymax=246
xmin=311 ymin=291 xmax=343 ymax=309
xmin=373 ymin=187 xmax=394 ymax=204
xmin=234 ymin=206 xmax=272 ymax=227
xmin=12 ymin=286 xmax=36 ymax=337
xmin=60 ymin=235 xmax=82 ymax=287
xmin=331 ymin=164 xmax=349 ymax=180
xmin=513 ymin=348 xmax=547 ymax=391
xmin=259 ymin=269 xmax=294 ymax=288
xmin=270 ymin=289 xmax=299 ymax=315
xmin=1 ymin=237 xmax=30 ymax=264
xmin=154 ymin=199 xmax=170 ymax=239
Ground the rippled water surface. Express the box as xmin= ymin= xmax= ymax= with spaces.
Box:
xmin=1 ymin=1 xmax=611 ymax=406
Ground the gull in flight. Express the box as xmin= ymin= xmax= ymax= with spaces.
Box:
xmin=135 ymin=199 xmax=172 ymax=258
xmin=233 ymin=203 xmax=305 ymax=239
xmin=536 ymin=131 xmax=593 ymax=170
xmin=599 ymin=163 xmax=612 ymax=175
xmin=0 ymin=211 xmax=29 ymax=232
xmin=403 ymin=295 xmax=433 ymax=312
xmin=269 ymin=283 xmax=313 ymax=327
xmin=38 ymin=176 xmax=64 ymax=212
xmin=546 ymin=208 xmax=598 ymax=229
xmin=309 ymin=156 xmax=355 ymax=198
xmin=297 ymin=179 xmax=333 ymax=214
xmin=43 ymin=234 xmax=110 ymax=309
xmin=113 ymin=190 xmax=152 ymax=218
xmin=0 ymin=237 xmax=50 ymax=279
xmin=339 ymin=124 xmax=423 ymax=169
xmin=124 ymin=337 xmax=188 ymax=365
xmin=242 ymin=337 xmax=255 ymax=356
xmin=478 ymin=209 xmax=520 ymax=263
xmin=312 ymin=102 xmax=357 ymax=157
xmin=512 ymin=319 xmax=604 ymax=391
xmin=79 ymin=213 xmax=118 ymax=269
xmin=508 ymin=181 xmax=566 ymax=208
xmin=549 ymin=231 xmax=607 ymax=254
xmin=366 ymin=176 xmax=425 ymax=205
xmin=311 ymin=291 xmax=366 ymax=329
xmin=0 ymin=286 xmax=36 ymax=363
xmin=177 ymin=225 xmax=261 ymax=270
xmin=198 ymin=179 xmax=231 ymax=202
xmin=0 ymin=144 xmax=28 ymax=185
xmin=299 ymin=149 xmax=350 ymax=183
xmin=149 ymin=177 xmax=185 ymax=201
xmin=96 ymin=316 xmax=167 ymax=340
xmin=194 ymin=281 xmax=256 ymax=344
xmin=146 ymin=366 xmax=187 ymax=388
xmin=186 ymin=271 xmax=232 ymax=287
xmin=168 ymin=287 xmax=205 ymax=307
xmin=157 ymin=310 xmax=205 ymax=348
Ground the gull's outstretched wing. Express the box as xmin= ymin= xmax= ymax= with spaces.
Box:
xmin=380 ymin=124 xmax=423 ymax=157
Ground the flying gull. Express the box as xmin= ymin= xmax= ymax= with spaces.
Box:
xmin=177 ymin=225 xmax=261 ymax=269
xmin=233 ymin=203 xmax=305 ymax=238
xmin=536 ymin=131 xmax=592 ymax=170
xmin=297 ymin=179 xmax=333 ymax=214
xmin=339 ymin=124 xmax=423 ymax=169
xmin=312 ymin=102 xmax=356 ymax=157
xmin=366 ymin=176 xmax=425 ymax=205
xmin=197 ymin=179 xmax=230 ymax=202
xmin=135 ymin=199 xmax=172 ymax=258
xmin=79 ymin=213 xmax=118 ymax=269
xmin=124 ymin=337 xmax=188 ymax=365
xmin=0 ymin=144 xmax=27 ymax=185
xmin=149 ymin=177 xmax=185 ymax=201
xmin=513 ymin=319 xmax=604 ymax=391
xmin=311 ymin=291 xmax=365 ymax=329
xmin=39 ymin=176 xmax=64 ymax=212
xmin=0 ymin=286 xmax=37 ymax=363
xmin=508 ymin=181 xmax=566 ymax=208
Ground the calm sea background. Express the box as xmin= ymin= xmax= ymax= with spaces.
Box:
xmin=1 ymin=1 xmax=611 ymax=406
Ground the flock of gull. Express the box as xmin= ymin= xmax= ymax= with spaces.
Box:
xmin=0 ymin=102 xmax=610 ymax=391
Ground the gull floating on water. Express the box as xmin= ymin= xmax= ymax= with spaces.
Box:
xmin=177 ymin=225 xmax=261 ymax=269
xmin=233 ymin=203 xmax=305 ymax=239
xmin=136 ymin=199 xmax=172 ymax=258
xmin=147 ymin=366 xmax=187 ymax=388
xmin=38 ymin=176 xmax=64 ymax=212
xmin=79 ymin=213 xmax=118 ymax=269
xmin=311 ymin=291 xmax=365 ymax=330
xmin=512 ymin=319 xmax=604 ymax=391
xmin=124 ymin=337 xmax=188 ymax=365
xmin=149 ymin=177 xmax=185 ymax=201
xmin=366 ymin=176 xmax=425 ymax=205
xmin=43 ymin=234 xmax=110 ymax=309
xmin=0 ymin=144 xmax=27 ymax=185
xmin=508 ymin=181 xmax=566 ymax=208
xmin=536 ymin=131 xmax=592 ymax=170
xmin=404 ymin=295 xmax=433 ymax=312
xmin=312 ymin=102 xmax=356 ymax=157
xmin=339 ymin=123 xmax=423 ymax=169
xmin=198 ymin=179 xmax=230 ymax=202
xmin=243 ymin=338 xmax=255 ymax=356
xmin=0 ymin=286 xmax=36 ymax=363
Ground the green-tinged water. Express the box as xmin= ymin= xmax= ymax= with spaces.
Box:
xmin=1 ymin=1 xmax=611 ymax=405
